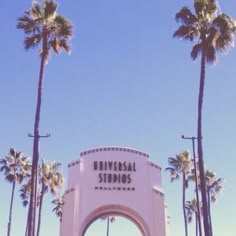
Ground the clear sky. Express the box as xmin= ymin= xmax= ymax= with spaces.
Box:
xmin=1 ymin=0 xmax=236 ymax=236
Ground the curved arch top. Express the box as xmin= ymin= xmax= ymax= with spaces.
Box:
xmin=81 ymin=204 xmax=151 ymax=236
xmin=60 ymin=146 xmax=167 ymax=236
xmin=80 ymin=146 xmax=149 ymax=158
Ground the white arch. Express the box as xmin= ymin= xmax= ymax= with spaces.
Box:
xmin=60 ymin=147 xmax=166 ymax=236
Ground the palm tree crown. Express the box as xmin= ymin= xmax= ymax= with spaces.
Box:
xmin=173 ymin=0 xmax=236 ymax=64
xmin=39 ymin=159 xmax=64 ymax=194
xmin=205 ymin=170 xmax=223 ymax=199
xmin=17 ymin=0 xmax=73 ymax=60
xmin=166 ymin=150 xmax=192 ymax=182
xmin=0 ymin=148 xmax=31 ymax=183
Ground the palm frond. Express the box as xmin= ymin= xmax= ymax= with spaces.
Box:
xmin=213 ymin=14 xmax=233 ymax=32
xmin=165 ymin=167 xmax=179 ymax=182
xmin=30 ymin=3 xmax=43 ymax=20
xmin=191 ymin=43 xmax=202 ymax=60
xmin=24 ymin=35 xmax=41 ymax=50
xmin=16 ymin=15 xmax=38 ymax=34
xmin=50 ymin=38 xmax=60 ymax=53
xmin=59 ymin=39 xmax=71 ymax=53
xmin=6 ymin=174 xmax=15 ymax=183
xmin=51 ymin=193 xmax=64 ymax=219
xmin=10 ymin=148 xmax=16 ymax=157
xmin=173 ymin=25 xmax=197 ymax=41
xmin=212 ymin=13 xmax=235 ymax=52
xmin=216 ymin=34 xmax=234 ymax=53
xmin=50 ymin=38 xmax=71 ymax=54
xmin=206 ymin=45 xmax=216 ymax=64
xmin=0 ymin=165 xmax=10 ymax=174
xmin=194 ymin=0 xmax=217 ymax=16
xmin=175 ymin=6 xmax=197 ymax=26
xmin=44 ymin=0 xmax=58 ymax=19
xmin=54 ymin=15 xmax=73 ymax=36
xmin=19 ymin=181 xmax=31 ymax=207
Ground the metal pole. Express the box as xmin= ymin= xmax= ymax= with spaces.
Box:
xmin=106 ymin=217 xmax=110 ymax=236
xmin=182 ymin=135 xmax=202 ymax=236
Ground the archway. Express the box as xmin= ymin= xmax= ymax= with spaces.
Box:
xmin=85 ymin=215 xmax=142 ymax=236
xmin=83 ymin=215 xmax=144 ymax=236
xmin=81 ymin=204 xmax=150 ymax=236
xmin=60 ymin=147 xmax=167 ymax=236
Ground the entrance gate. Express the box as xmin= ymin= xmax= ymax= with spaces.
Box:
xmin=60 ymin=147 xmax=167 ymax=236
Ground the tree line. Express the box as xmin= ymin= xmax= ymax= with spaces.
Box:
xmin=1 ymin=0 xmax=72 ymax=236
xmin=0 ymin=148 xmax=64 ymax=236
xmin=166 ymin=150 xmax=223 ymax=236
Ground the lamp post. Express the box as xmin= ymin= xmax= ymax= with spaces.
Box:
xmin=106 ymin=216 xmax=110 ymax=236
xmin=182 ymin=135 xmax=202 ymax=236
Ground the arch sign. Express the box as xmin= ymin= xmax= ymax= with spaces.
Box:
xmin=60 ymin=147 xmax=167 ymax=236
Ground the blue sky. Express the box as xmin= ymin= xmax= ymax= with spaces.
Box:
xmin=1 ymin=0 xmax=236 ymax=235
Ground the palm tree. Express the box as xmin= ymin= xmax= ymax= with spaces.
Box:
xmin=166 ymin=150 xmax=192 ymax=236
xmin=16 ymin=1 xmax=73 ymax=235
xmin=185 ymin=198 xmax=199 ymax=236
xmin=51 ymin=193 xmax=64 ymax=221
xmin=0 ymin=148 xmax=31 ymax=236
xmin=173 ymin=1 xmax=235 ymax=235
xmin=205 ymin=170 xmax=223 ymax=235
xmin=36 ymin=159 xmax=64 ymax=236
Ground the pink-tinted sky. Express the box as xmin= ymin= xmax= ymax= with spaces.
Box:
xmin=1 ymin=0 xmax=236 ymax=235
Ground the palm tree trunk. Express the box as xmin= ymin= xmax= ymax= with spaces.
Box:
xmin=36 ymin=183 xmax=45 ymax=236
xmin=27 ymin=32 xmax=47 ymax=236
xmin=182 ymin=174 xmax=188 ymax=236
xmin=192 ymin=139 xmax=202 ymax=236
xmin=197 ymin=48 xmax=211 ymax=236
xmin=7 ymin=181 xmax=16 ymax=236
xmin=106 ymin=217 xmax=110 ymax=236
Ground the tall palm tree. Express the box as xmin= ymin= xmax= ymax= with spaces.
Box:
xmin=16 ymin=1 xmax=73 ymax=235
xmin=0 ymin=148 xmax=31 ymax=236
xmin=166 ymin=150 xmax=192 ymax=236
xmin=205 ymin=170 xmax=223 ymax=235
xmin=36 ymin=159 xmax=64 ymax=236
xmin=173 ymin=1 xmax=235 ymax=235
